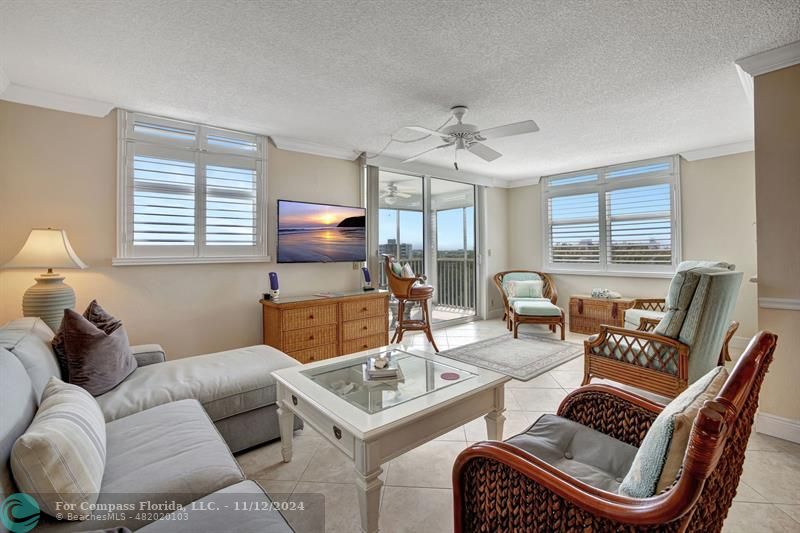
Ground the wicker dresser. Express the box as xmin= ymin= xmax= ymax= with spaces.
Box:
xmin=568 ymin=295 xmax=635 ymax=335
xmin=260 ymin=290 xmax=389 ymax=363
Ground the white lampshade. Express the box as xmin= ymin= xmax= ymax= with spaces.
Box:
xmin=3 ymin=228 xmax=87 ymax=270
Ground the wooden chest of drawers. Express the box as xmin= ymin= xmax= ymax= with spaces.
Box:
xmin=261 ymin=291 xmax=390 ymax=363
xmin=568 ymin=295 xmax=635 ymax=335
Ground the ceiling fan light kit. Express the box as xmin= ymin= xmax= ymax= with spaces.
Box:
xmin=400 ymin=105 xmax=539 ymax=169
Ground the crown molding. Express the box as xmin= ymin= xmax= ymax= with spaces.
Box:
xmin=0 ymin=83 xmax=114 ymax=117
xmin=271 ymin=136 xmax=359 ymax=161
xmin=506 ymin=176 xmax=542 ymax=188
xmin=680 ymin=140 xmax=754 ymax=161
xmin=735 ymin=40 xmax=800 ymax=77
xmin=369 ymin=154 xmax=506 ymax=188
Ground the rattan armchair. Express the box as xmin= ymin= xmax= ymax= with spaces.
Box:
xmin=493 ymin=270 xmax=561 ymax=335
xmin=453 ymin=331 xmax=777 ymax=532
xmin=585 ymin=268 xmax=742 ymax=398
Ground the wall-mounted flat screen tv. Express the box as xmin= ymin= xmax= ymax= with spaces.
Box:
xmin=277 ymin=200 xmax=366 ymax=263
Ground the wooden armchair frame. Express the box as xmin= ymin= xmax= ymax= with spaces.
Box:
xmin=584 ymin=325 xmax=691 ymax=397
xmin=493 ymin=271 xmax=563 ymax=338
xmin=453 ymin=332 xmax=778 ymax=532
xmin=631 ymin=298 xmax=667 ymax=312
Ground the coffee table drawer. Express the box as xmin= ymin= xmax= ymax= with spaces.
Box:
xmin=342 ymin=316 xmax=386 ymax=341
xmin=283 ymin=324 xmax=336 ymax=352
xmin=282 ymin=304 xmax=337 ymax=330
xmin=285 ymin=392 xmax=355 ymax=459
xmin=287 ymin=344 xmax=337 ymax=364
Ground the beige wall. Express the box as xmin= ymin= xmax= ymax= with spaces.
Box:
xmin=754 ymin=64 xmax=800 ymax=423
xmin=484 ymin=186 xmax=510 ymax=315
xmin=507 ymin=152 xmax=759 ymax=339
xmin=0 ymin=101 xmax=362 ymax=358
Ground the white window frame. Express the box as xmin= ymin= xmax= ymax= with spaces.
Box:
xmin=114 ymin=110 xmax=269 ymax=265
xmin=541 ymin=155 xmax=681 ymax=277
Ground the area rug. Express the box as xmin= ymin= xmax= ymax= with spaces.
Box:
xmin=437 ymin=333 xmax=583 ymax=381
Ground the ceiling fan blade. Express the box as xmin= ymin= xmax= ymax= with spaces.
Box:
xmin=401 ymin=125 xmax=446 ymax=136
xmin=402 ymin=143 xmax=454 ymax=163
xmin=467 ymin=142 xmax=503 ymax=162
xmin=477 ymin=120 xmax=539 ymax=140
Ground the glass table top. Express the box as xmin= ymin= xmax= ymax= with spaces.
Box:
xmin=301 ymin=349 xmax=477 ymax=414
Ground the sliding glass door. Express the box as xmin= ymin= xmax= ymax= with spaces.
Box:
xmin=371 ymin=170 xmax=477 ymax=326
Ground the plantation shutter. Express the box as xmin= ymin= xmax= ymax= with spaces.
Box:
xmin=547 ymin=192 xmax=600 ymax=264
xmin=118 ymin=112 xmax=267 ymax=263
xmin=606 ymin=183 xmax=672 ymax=265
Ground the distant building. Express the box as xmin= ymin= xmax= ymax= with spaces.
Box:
xmin=379 ymin=239 xmax=413 ymax=258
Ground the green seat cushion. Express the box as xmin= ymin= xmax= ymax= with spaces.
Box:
xmin=512 ymin=300 xmax=561 ymax=317
xmin=508 ymin=297 xmax=551 ymax=306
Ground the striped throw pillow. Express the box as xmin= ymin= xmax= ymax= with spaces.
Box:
xmin=11 ymin=377 xmax=107 ymax=519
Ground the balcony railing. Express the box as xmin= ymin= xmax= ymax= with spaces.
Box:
xmin=379 ymin=257 xmax=475 ymax=311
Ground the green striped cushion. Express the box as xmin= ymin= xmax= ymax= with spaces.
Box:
xmin=11 ymin=377 xmax=107 ymax=518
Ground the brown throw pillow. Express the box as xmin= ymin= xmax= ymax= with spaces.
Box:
xmin=52 ymin=300 xmax=123 ymax=379
xmin=61 ymin=308 xmax=137 ymax=396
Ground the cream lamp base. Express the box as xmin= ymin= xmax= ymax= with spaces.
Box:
xmin=22 ymin=272 xmax=76 ymax=333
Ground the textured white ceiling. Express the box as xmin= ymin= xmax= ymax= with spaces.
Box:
xmin=1 ymin=0 xmax=798 ymax=181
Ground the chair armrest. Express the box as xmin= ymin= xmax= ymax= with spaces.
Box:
xmin=453 ymin=440 xmax=696 ymax=531
xmin=586 ymin=325 xmax=689 ymax=378
xmin=631 ymin=298 xmax=666 ymax=312
xmin=557 ymin=384 xmax=663 ymax=447
xmin=131 ymin=344 xmax=166 ymax=366
xmin=637 ymin=316 xmax=660 ymax=332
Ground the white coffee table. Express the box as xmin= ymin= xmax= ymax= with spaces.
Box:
xmin=271 ymin=346 xmax=510 ymax=533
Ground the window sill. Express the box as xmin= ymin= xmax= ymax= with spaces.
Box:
xmin=112 ymin=256 xmax=272 ymax=266
xmin=545 ymin=268 xmax=674 ymax=279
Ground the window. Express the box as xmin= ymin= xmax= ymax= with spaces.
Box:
xmin=115 ymin=111 xmax=268 ymax=264
xmin=542 ymin=156 xmax=680 ymax=275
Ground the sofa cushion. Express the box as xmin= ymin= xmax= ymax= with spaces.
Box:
xmin=507 ymin=414 xmax=638 ymax=492
xmin=137 ymin=481 xmax=293 ymax=533
xmin=512 ymin=300 xmax=562 ymax=317
xmin=101 ymin=399 xmax=243 ymax=496
xmin=618 ymin=366 xmax=728 ymax=498
xmin=96 ymin=345 xmax=300 ymax=423
xmin=0 ymin=348 xmax=37 ymax=501
xmin=506 ymin=279 xmax=544 ymax=298
xmin=61 ymin=309 xmax=138 ymax=396
xmin=0 ymin=318 xmax=60 ymax=401
xmin=624 ymin=308 xmax=665 ymax=329
xmin=11 ymin=378 xmax=107 ymax=519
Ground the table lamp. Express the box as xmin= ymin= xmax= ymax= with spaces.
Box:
xmin=3 ymin=228 xmax=88 ymax=332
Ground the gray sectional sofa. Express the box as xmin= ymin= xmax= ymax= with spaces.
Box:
xmin=0 ymin=318 xmax=303 ymax=532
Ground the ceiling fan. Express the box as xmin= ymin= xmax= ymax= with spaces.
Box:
xmin=380 ymin=182 xmax=412 ymax=205
xmin=401 ymin=106 xmax=539 ymax=169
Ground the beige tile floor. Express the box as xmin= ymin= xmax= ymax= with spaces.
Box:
xmin=237 ymin=318 xmax=800 ymax=533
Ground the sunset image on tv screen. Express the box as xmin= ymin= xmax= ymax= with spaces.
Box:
xmin=277 ymin=201 xmax=366 ymax=263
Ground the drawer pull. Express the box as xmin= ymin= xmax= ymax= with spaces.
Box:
xmin=291 ymin=395 xmax=298 ymax=406
xmin=361 ymin=307 xmax=368 ymax=312
xmin=308 ymin=314 xmax=314 ymax=319
xmin=362 ymin=344 xmax=368 ymax=349
xmin=362 ymin=325 xmax=368 ymax=330
xmin=333 ymin=426 xmax=342 ymax=440
xmin=309 ymin=335 xmax=314 ymax=340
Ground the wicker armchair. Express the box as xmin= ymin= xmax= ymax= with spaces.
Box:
xmin=639 ymin=318 xmax=740 ymax=366
xmin=453 ymin=331 xmax=778 ymax=532
xmin=584 ymin=268 xmax=742 ymax=398
xmin=493 ymin=271 xmax=562 ymax=337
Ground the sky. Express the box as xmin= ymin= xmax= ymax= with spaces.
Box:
xmin=379 ymin=206 xmax=474 ymax=251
